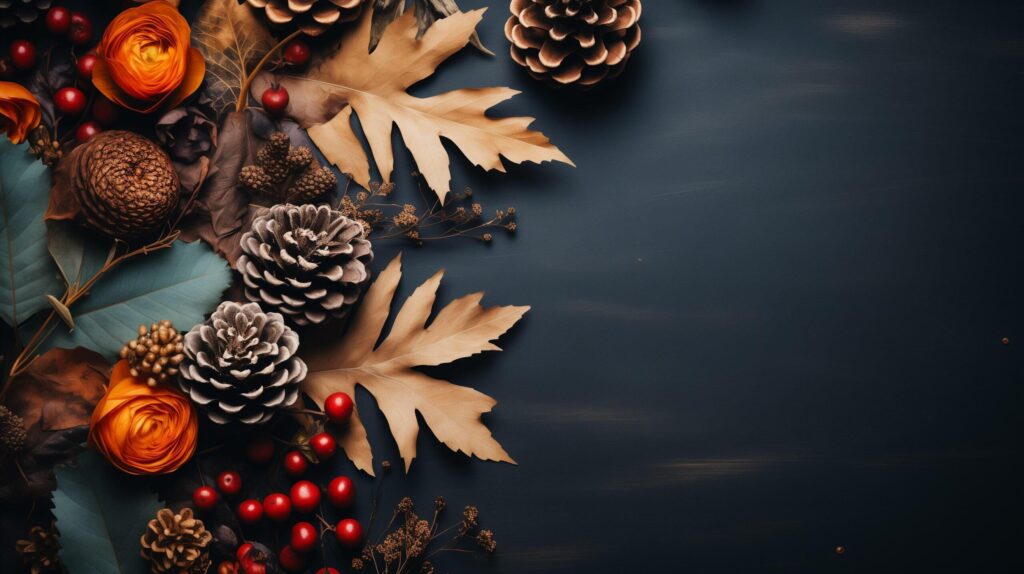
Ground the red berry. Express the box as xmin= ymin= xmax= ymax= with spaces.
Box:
xmin=289 ymin=480 xmax=321 ymax=514
xmin=290 ymin=522 xmax=317 ymax=553
xmin=76 ymin=53 xmax=97 ymax=79
xmin=55 ymin=87 xmax=86 ymax=116
xmin=91 ymin=96 xmax=118 ymax=127
xmin=263 ymin=493 xmax=292 ymax=522
xmin=217 ymin=470 xmax=242 ymax=496
xmin=192 ymin=486 xmax=218 ymax=510
xmin=326 ymin=476 xmax=355 ymax=509
xmin=283 ymin=40 xmax=311 ymax=67
xmin=242 ymin=564 xmax=266 ymax=574
xmin=236 ymin=543 xmax=253 ymax=563
xmin=260 ymin=85 xmax=289 ymax=116
xmin=9 ymin=41 xmax=36 ymax=70
xmin=277 ymin=545 xmax=305 ymax=573
xmin=324 ymin=392 xmax=354 ymax=424
xmin=46 ymin=7 xmax=72 ymax=36
xmin=75 ymin=121 xmax=101 ymax=143
xmin=309 ymin=432 xmax=335 ymax=460
xmin=334 ymin=518 xmax=363 ymax=548
xmin=315 ymin=569 xmax=340 ymax=574
xmin=237 ymin=499 xmax=263 ymax=524
xmin=69 ymin=12 xmax=93 ymax=46
xmin=283 ymin=450 xmax=307 ymax=476
xmin=245 ymin=435 xmax=275 ymax=464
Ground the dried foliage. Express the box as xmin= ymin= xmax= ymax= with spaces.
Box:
xmin=369 ymin=0 xmax=492 ymax=55
xmin=4 ymin=348 xmax=108 ymax=431
xmin=301 ymin=254 xmax=526 ymax=474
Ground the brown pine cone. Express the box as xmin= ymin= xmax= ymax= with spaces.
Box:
xmin=505 ymin=0 xmax=642 ymax=87
xmin=256 ymin=132 xmax=292 ymax=183
xmin=120 ymin=321 xmax=185 ymax=388
xmin=239 ymin=165 xmax=273 ymax=194
xmin=288 ymin=164 xmax=336 ymax=203
xmin=140 ymin=508 xmax=213 ymax=574
xmin=246 ymin=0 xmax=366 ymax=37
xmin=15 ymin=523 xmax=62 ymax=574
xmin=242 ymin=132 xmax=335 ymax=203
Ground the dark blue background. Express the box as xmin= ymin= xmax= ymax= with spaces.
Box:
xmin=356 ymin=1 xmax=1024 ymax=572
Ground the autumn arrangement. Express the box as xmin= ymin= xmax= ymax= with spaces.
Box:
xmin=0 ymin=1 xmax=640 ymax=573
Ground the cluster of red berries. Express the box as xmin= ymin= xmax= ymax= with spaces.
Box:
xmin=259 ymin=38 xmax=312 ymax=117
xmin=195 ymin=393 xmax=358 ymax=574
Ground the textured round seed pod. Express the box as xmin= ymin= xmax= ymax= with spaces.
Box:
xmin=120 ymin=321 xmax=185 ymax=388
xmin=238 ymin=204 xmax=373 ymax=326
xmin=139 ymin=508 xmax=212 ymax=574
xmin=71 ymin=130 xmax=179 ymax=239
xmin=246 ymin=0 xmax=366 ymax=37
xmin=505 ymin=0 xmax=642 ymax=87
xmin=180 ymin=302 xmax=306 ymax=425
xmin=0 ymin=0 xmax=52 ymax=28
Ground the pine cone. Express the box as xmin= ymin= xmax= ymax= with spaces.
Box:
xmin=0 ymin=0 xmax=52 ymax=28
xmin=240 ymin=132 xmax=335 ymax=203
xmin=256 ymin=132 xmax=292 ymax=183
xmin=505 ymin=0 xmax=642 ymax=87
xmin=28 ymin=125 xmax=62 ymax=167
xmin=0 ymin=404 xmax=27 ymax=456
xmin=180 ymin=302 xmax=306 ymax=425
xmin=238 ymin=204 xmax=373 ymax=326
xmin=246 ymin=0 xmax=366 ymax=37
xmin=70 ymin=130 xmax=179 ymax=239
xmin=15 ymin=523 xmax=62 ymax=574
xmin=120 ymin=321 xmax=185 ymax=388
xmin=289 ymin=164 xmax=336 ymax=203
xmin=140 ymin=508 xmax=213 ymax=574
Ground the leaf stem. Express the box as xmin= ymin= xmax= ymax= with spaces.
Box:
xmin=237 ymin=30 xmax=302 ymax=112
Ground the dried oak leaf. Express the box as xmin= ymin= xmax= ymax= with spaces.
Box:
xmin=5 ymin=348 xmax=109 ymax=431
xmin=262 ymin=8 xmax=573 ymax=203
xmin=300 ymin=254 xmax=527 ymax=474
xmin=192 ymin=0 xmax=275 ymax=118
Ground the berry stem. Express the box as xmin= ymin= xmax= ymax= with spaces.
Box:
xmin=237 ymin=30 xmax=303 ymax=112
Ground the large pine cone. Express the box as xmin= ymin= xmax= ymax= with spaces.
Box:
xmin=238 ymin=204 xmax=373 ymax=326
xmin=0 ymin=0 xmax=52 ymax=28
xmin=505 ymin=0 xmax=642 ymax=87
xmin=180 ymin=302 xmax=306 ymax=425
xmin=70 ymin=131 xmax=179 ymax=239
xmin=246 ymin=0 xmax=365 ymax=36
xmin=140 ymin=508 xmax=212 ymax=574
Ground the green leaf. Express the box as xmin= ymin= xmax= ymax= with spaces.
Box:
xmin=0 ymin=139 xmax=64 ymax=327
xmin=47 ymin=220 xmax=112 ymax=290
xmin=42 ymin=240 xmax=231 ymax=358
xmin=53 ymin=450 xmax=163 ymax=574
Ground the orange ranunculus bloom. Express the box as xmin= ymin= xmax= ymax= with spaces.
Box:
xmin=92 ymin=0 xmax=205 ymax=114
xmin=0 ymin=81 xmax=41 ymax=144
xmin=89 ymin=360 xmax=198 ymax=475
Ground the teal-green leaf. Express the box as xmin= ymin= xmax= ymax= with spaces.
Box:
xmin=0 ymin=139 xmax=64 ymax=327
xmin=53 ymin=450 xmax=163 ymax=574
xmin=42 ymin=240 xmax=231 ymax=359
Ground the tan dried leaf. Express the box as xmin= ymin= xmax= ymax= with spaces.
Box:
xmin=5 ymin=348 xmax=109 ymax=431
xmin=301 ymin=254 xmax=527 ymax=474
xmin=269 ymin=8 xmax=573 ymax=203
xmin=192 ymin=0 xmax=276 ymax=117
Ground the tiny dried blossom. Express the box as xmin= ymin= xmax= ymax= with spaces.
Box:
xmin=476 ymin=529 xmax=497 ymax=553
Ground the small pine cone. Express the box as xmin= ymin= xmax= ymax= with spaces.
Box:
xmin=286 ymin=164 xmax=336 ymax=203
xmin=505 ymin=0 xmax=642 ymax=87
xmin=256 ymin=132 xmax=292 ymax=183
xmin=180 ymin=302 xmax=306 ymax=425
xmin=119 ymin=321 xmax=185 ymax=387
xmin=238 ymin=204 xmax=373 ymax=326
xmin=140 ymin=508 xmax=213 ymax=574
xmin=15 ymin=523 xmax=62 ymax=574
xmin=0 ymin=405 xmax=27 ymax=456
xmin=286 ymin=146 xmax=313 ymax=170
xmin=239 ymin=165 xmax=273 ymax=194
xmin=28 ymin=126 xmax=62 ymax=167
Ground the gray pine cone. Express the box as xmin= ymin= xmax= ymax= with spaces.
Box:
xmin=238 ymin=204 xmax=373 ymax=326
xmin=179 ymin=302 xmax=306 ymax=425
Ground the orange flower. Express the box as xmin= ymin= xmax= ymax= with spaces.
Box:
xmin=92 ymin=0 xmax=205 ymax=114
xmin=0 ymin=81 xmax=41 ymax=144
xmin=89 ymin=360 xmax=198 ymax=475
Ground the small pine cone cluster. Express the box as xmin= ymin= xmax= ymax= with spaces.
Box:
xmin=120 ymin=321 xmax=185 ymax=387
xmin=245 ymin=0 xmax=365 ymax=36
xmin=180 ymin=302 xmax=306 ymax=425
xmin=239 ymin=132 xmax=336 ymax=203
xmin=238 ymin=204 xmax=373 ymax=326
xmin=505 ymin=0 xmax=642 ymax=87
xmin=15 ymin=523 xmax=62 ymax=574
xmin=0 ymin=405 xmax=27 ymax=456
xmin=140 ymin=508 xmax=212 ymax=574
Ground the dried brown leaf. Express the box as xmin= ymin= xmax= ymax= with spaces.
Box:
xmin=192 ymin=0 xmax=276 ymax=117
xmin=301 ymin=254 xmax=527 ymax=474
xmin=266 ymin=8 xmax=572 ymax=203
xmin=6 ymin=348 xmax=109 ymax=431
